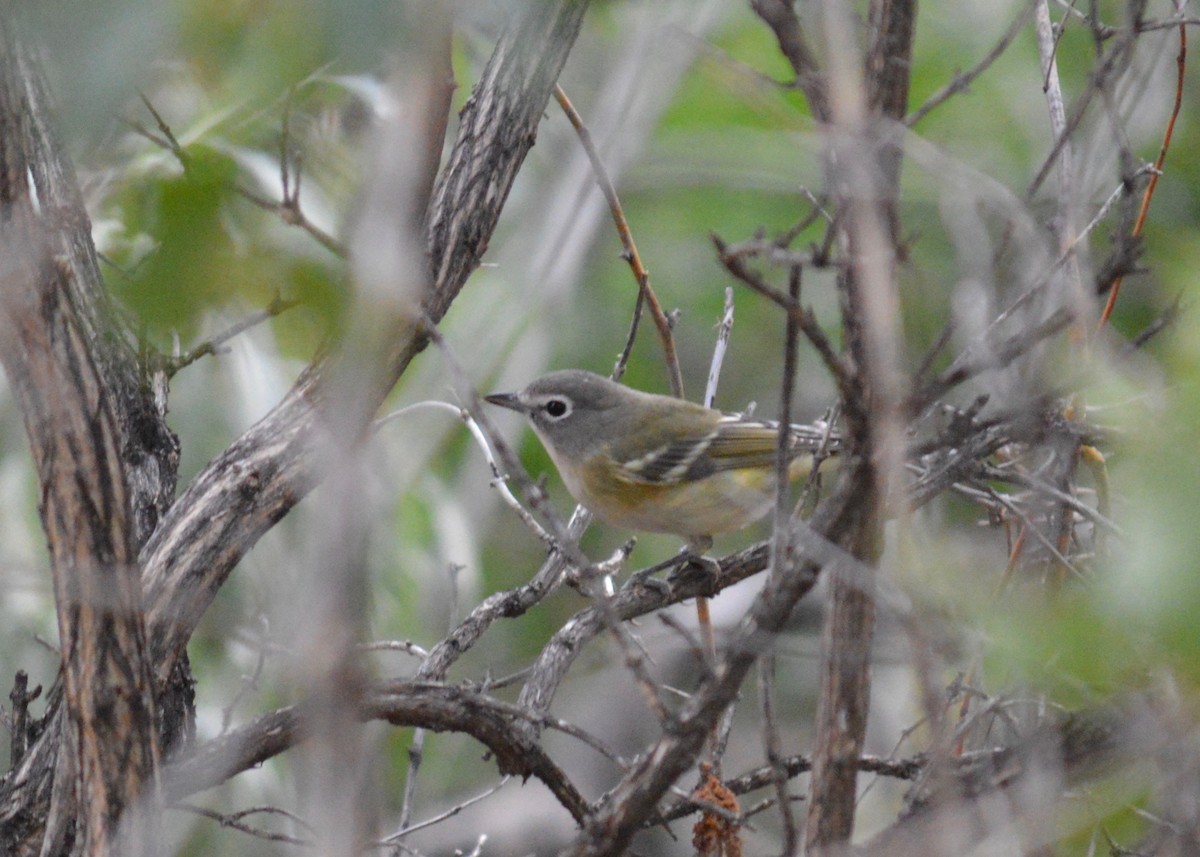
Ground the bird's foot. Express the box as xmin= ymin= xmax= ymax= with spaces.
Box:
xmin=623 ymin=547 xmax=695 ymax=594
xmin=669 ymin=550 xmax=721 ymax=590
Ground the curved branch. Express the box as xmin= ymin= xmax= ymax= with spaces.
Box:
xmin=162 ymin=682 xmax=590 ymax=826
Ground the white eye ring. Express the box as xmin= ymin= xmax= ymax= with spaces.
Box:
xmin=542 ymin=397 xmax=571 ymax=420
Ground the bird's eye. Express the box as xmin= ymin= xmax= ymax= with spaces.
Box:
xmin=544 ymin=398 xmax=570 ymax=419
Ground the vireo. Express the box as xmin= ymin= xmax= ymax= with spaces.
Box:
xmin=485 ymin=370 xmax=839 ymax=550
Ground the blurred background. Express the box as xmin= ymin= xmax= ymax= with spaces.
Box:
xmin=1 ymin=1 xmax=1197 ymax=854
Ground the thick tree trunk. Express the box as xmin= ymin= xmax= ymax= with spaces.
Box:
xmin=0 ymin=10 xmax=177 ymax=854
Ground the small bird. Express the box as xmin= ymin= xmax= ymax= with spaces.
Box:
xmin=485 ymin=370 xmax=839 ymax=552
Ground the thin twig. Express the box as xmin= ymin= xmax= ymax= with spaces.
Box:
xmin=980 ymin=465 xmax=1121 ymax=535
xmin=542 ymin=716 xmax=630 ymax=769
xmin=172 ymin=803 xmax=311 ymax=846
xmin=1120 ymin=292 xmax=1183 ymax=354
xmin=1026 ymin=18 xmax=1142 ymax=197
xmin=750 ymin=0 xmax=829 ymax=120
xmin=219 ymin=616 xmax=270 ymax=734
xmin=132 ymin=93 xmax=347 ymax=257
xmin=396 ymin=562 xmax=465 ymax=832
xmin=163 ymin=294 xmax=300 ymax=377
xmin=1096 ymin=6 xmax=1186 ymax=333
xmin=553 ymin=84 xmax=684 ymax=398
xmin=906 ymin=0 xmax=1038 ymax=127
xmin=713 ymin=234 xmax=849 ymax=398
xmin=654 ymin=753 xmax=921 ymax=824
xmin=911 ymin=306 xmax=1074 ymax=413
xmin=383 ymin=778 xmax=512 ymax=846
xmin=693 ymin=290 xmax=737 ymax=674
xmin=378 ymin=400 xmax=555 ymax=549
xmin=758 ymin=654 xmax=799 ymax=852
xmin=704 ymin=288 xmax=736 ymax=409
xmin=984 ymin=486 xmax=1085 ymax=579
xmin=358 ymin=640 xmax=430 ymax=659
xmin=1035 ymin=0 xmax=1088 ymax=329
xmin=771 ymin=266 xmax=802 ymax=579
xmin=136 ymin=92 xmax=187 ymax=162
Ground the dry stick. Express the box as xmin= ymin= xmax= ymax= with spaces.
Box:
xmin=1096 ymin=11 xmax=1186 ymax=333
xmin=428 ymin=326 xmax=580 ymax=558
xmin=905 ymin=0 xmax=1038 ymax=128
xmin=771 ymin=268 xmax=802 ymax=584
xmin=988 ymin=466 xmax=1121 ymax=535
xmin=1026 ymin=15 xmax=1142 ymax=198
xmin=164 ymin=294 xmax=300 ymax=377
xmin=380 ymin=401 xmax=557 ymax=548
xmin=654 ymin=753 xmax=920 ymax=825
xmin=172 ymin=803 xmax=310 ymax=846
xmin=695 ymin=290 xmax=737 ymax=673
xmin=986 ymin=487 xmax=1083 ymax=579
xmin=380 ymin=778 xmax=511 ymax=846
xmin=911 ymin=306 xmax=1073 ymax=413
xmin=757 ymin=654 xmax=797 ymax=850
xmin=1122 ymin=292 xmax=1183 ymax=353
xmin=404 ymin=337 xmax=594 ymax=678
xmin=1029 ymin=1 xmax=1099 ymax=581
xmin=1034 ymin=0 xmax=1087 ymax=328
xmin=612 ymin=287 xmax=647 ymax=384
xmin=218 ymin=617 xmax=270 ymax=734
xmin=552 ymin=84 xmax=684 ymax=398
xmin=804 ymin=0 xmax=912 ymax=848
xmin=699 ymin=290 xmax=736 ymax=766
xmin=750 ymin=0 xmax=830 ymax=121
xmin=760 ymin=266 xmax=803 ymax=849
xmin=395 ymin=568 xmax=466 ymax=838
xmin=1139 ymin=14 xmax=1200 ymax=32
xmin=7 ymin=670 xmax=39 ymax=767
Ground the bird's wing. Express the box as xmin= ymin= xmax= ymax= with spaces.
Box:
xmin=704 ymin=419 xmax=840 ymax=473
xmin=613 ymin=418 xmax=839 ymax=484
xmin=612 ymin=430 xmax=721 ymax=485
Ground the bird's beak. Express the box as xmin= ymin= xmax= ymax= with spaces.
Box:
xmin=484 ymin=391 xmax=528 ymax=413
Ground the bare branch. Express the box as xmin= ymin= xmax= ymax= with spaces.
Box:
xmin=162 ymin=682 xmax=590 ymax=825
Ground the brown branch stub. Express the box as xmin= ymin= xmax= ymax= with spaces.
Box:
xmin=7 ymin=672 xmax=41 ymax=769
